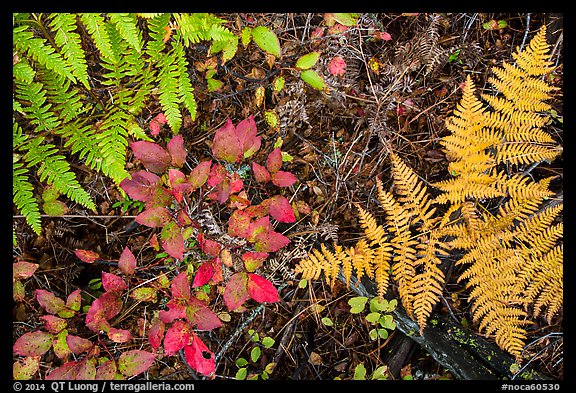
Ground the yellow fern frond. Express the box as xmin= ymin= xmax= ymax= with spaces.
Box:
xmin=353 ymin=238 xmax=375 ymax=281
xmin=389 ymin=152 xmax=437 ymax=229
xmin=356 ymin=204 xmax=386 ymax=246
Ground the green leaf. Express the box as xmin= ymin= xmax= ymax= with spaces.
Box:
xmin=348 ymin=296 xmax=368 ymax=314
xmin=241 ymin=27 xmax=252 ymax=47
xmin=43 ymin=200 xmax=68 ymax=216
xmin=369 ymin=328 xmax=378 ymax=340
xmin=251 ymin=26 xmax=281 ymax=58
xmin=333 ymin=13 xmax=360 ymax=27
xmin=379 ymin=314 xmax=396 ymax=330
xmin=264 ymin=362 xmax=276 ymax=374
xmin=377 ymin=328 xmax=389 ymax=339
xmin=300 ymin=70 xmax=327 ymax=91
xmin=235 ymin=367 xmax=247 ymax=380
xmin=369 ymin=297 xmax=388 ymax=313
xmin=353 ymin=363 xmax=367 ymax=380
xmin=248 ymin=329 xmax=260 ymax=342
xmin=262 ymin=337 xmax=275 ymax=348
xmin=250 ymin=346 xmax=261 ymax=363
xmin=273 ymin=76 xmax=285 ymax=92
xmin=365 ymin=312 xmax=381 ymax=324
xmin=321 ymin=317 xmax=334 ymax=326
xmin=387 ymin=299 xmax=398 ymax=312
xmin=371 ymin=365 xmax=388 ymax=380
xmin=235 ymin=358 xmax=249 ymax=367
xmin=296 ymin=52 xmax=320 ymax=70
xmin=264 ymin=110 xmax=280 ymax=129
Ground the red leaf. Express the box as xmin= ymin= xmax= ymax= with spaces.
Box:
xmin=95 ymin=360 xmax=117 ymax=380
xmin=108 ymin=327 xmax=133 ymax=343
xmin=65 ymin=289 xmax=82 ymax=314
xmin=229 ymin=192 xmax=251 ymax=210
xmin=150 ymin=233 xmax=160 ymax=251
xmin=45 ymin=361 xmax=80 ymax=380
xmin=254 ymin=229 xmax=290 ymax=253
xmin=66 ymin=335 xmax=93 ymax=355
xmin=373 ymin=31 xmax=392 ymax=41
xmin=41 ymin=315 xmax=67 ymax=333
xmin=242 ymin=251 xmax=269 ymax=272
xmin=230 ymin=176 xmax=244 ymax=194
xmin=35 ymin=289 xmax=65 ymax=315
xmin=158 ymin=299 xmax=187 ymax=323
xmin=131 ymin=141 xmax=172 ymax=173
xmin=252 ymin=162 xmax=271 ymax=183
xmin=75 ymin=357 xmax=97 ymax=380
xmin=85 ymin=292 xmax=122 ymax=332
xmin=207 ymin=163 xmax=226 ymax=187
xmin=163 ymin=320 xmax=192 ymax=356
xmin=13 ymin=261 xmax=38 ymax=281
xmin=244 ymin=199 xmax=270 ymax=219
xmin=266 ymin=147 xmax=283 ymax=173
xmin=228 ymin=209 xmax=252 ymax=238
xmin=149 ymin=119 xmax=161 ymax=136
xmin=236 ymin=115 xmax=261 ymax=158
xmin=192 ymin=261 xmax=214 ymax=288
xmin=148 ymin=317 xmax=165 ymax=351
xmin=167 ymin=135 xmax=187 ymax=168
xmin=247 ymin=273 xmax=279 ymax=303
xmin=171 ymin=272 xmax=191 ymax=301
xmin=161 ymin=222 xmax=185 ymax=260
xmin=198 ymin=233 xmax=222 ymax=257
xmin=328 ymin=56 xmax=346 ymax=76
xmin=245 ymin=215 xmax=271 ymax=243
xmin=13 ymin=331 xmax=53 ymax=357
xmin=224 ymin=272 xmax=250 ymax=311
xmin=188 ymin=160 xmax=212 ymax=189
xmin=184 ymin=333 xmax=215 ymax=377
xmin=212 ymin=119 xmax=242 ymax=163
xmin=155 ymin=112 xmax=168 ymax=124
xmin=168 ymin=169 xmax=191 ymax=202
xmin=74 ymin=249 xmax=100 ymax=263
xmin=186 ymin=297 xmax=223 ymax=331
xmin=135 ymin=206 xmax=172 ymax=227
xmin=268 ymin=195 xmax=296 ymax=223
xmin=102 ymin=272 xmax=127 ymax=293
xmin=118 ymin=246 xmax=137 ymax=276
xmin=271 ymin=170 xmax=297 ymax=187
xmin=118 ymin=350 xmax=156 ymax=377
xmin=146 ymin=185 xmax=173 ymax=208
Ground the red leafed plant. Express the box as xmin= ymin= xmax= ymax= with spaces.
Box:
xmin=14 ymin=115 xmax=300 ymax=380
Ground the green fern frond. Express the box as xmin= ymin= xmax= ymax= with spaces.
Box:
xmin=21 ymin=137 xmax=97 ymax=212
xmin=13 ymin=25 xmax=76 ymax=84
xmin=174 ymin=13 xmax=232 ymax=46
xmin=14 ymin=80 xmax=61 ymax=132
xmin=145 ymin=13 xmax=172 ymax=60
xmin=137 ymin=13 xmax=165 ymax=19
xmin=13 ymin=162 xmax=42 ymax=235
xmin=13 ymin=59 xmax=36 ymax=83
xmin=49 ymin=13 xmax=89 ymax=88
xmin=78 ymin=13 xmax=117 ymax=62
xmin=37 ymin=69 xmax=85 ymax=123
xmin=173 ymin=40 xmax=198 ymax=121
xmin=58 ymin=122 xmax=102 ymax=169
xmin=108 ymin=13 xmax=143 ymax=54
xmin=95 ymin=110 xmax=131 ymax=184
xmin=157 ymin=51 xmax=182 ymax=132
